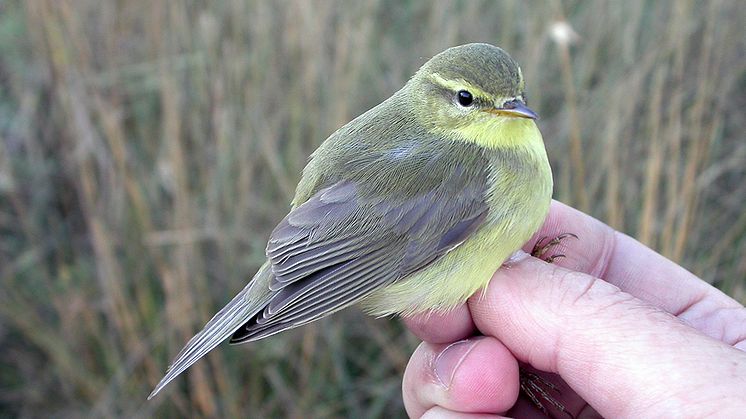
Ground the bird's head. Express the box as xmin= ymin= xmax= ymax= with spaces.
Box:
xmin=408 ymin=43 xmax=541 ymax=149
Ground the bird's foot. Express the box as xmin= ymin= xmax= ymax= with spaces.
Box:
xmin=520 ymin=367 xmax=574 ymax=418
xmin=522 ymin=233 xmax=578 ymax=417
xmin=530 ymin=233 xmax=578 ymax=263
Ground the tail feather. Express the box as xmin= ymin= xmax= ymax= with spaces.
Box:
xmin=148 ymin=265 xmax=272 ymax=399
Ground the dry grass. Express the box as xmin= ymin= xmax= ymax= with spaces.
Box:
xmin=0 ymin=0 xmax=744 ymax=417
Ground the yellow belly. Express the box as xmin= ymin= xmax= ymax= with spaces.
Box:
xmin=361 ymin=196 xmax=547 ymax=317
xmin=364 ymin=173 xmax=551 ymax=315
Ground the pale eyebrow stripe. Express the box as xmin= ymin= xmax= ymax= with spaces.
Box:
xmin=517 ymin=66 xmax=525 ymax=91
xmin=427 ymin=72 xmax=524 ymax=107
xmin=428 ymin=72 xmax=492 ymax=100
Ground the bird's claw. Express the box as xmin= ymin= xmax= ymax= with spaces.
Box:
xmin=531 ymin=233 xmax=578 ymax=263
xmin=520 ymin=368 xmax=574 ymax=418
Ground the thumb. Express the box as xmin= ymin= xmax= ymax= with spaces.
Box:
xmin=468 ymin=251 xmax=746 ymax=418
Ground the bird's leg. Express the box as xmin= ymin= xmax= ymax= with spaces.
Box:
xmin=520 ymin=367 xmax=574 ymax=419
xmin=530 ymin=233 xmax=578 ymax=263
xmin=522 ymin=233 xmax=578 ymax=417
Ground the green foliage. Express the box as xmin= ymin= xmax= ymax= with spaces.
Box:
xmin=0 ymin=1 xmax=744 ymax=417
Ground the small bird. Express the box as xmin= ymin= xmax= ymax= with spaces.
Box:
xmin=149 ymin=43 xmax=553 ymax=400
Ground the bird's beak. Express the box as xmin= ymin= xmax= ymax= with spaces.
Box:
xmin=484 ymin=99 xmax=538 ymax=120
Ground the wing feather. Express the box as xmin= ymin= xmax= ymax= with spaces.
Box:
xmin=231 ymin=177 xmax=488 ymax=343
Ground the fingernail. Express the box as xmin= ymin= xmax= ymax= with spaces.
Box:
xmin=504 ymin=250 xmax=530 ymax=266
xmin=433 ymin=338 xmax=482 ymax=388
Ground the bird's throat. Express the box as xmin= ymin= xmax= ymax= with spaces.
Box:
xmin=454 ymin=117 xmax=544 ymax=152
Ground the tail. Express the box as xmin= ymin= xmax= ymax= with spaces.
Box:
xmin=148 ymin=264 xmax=273 ymax=399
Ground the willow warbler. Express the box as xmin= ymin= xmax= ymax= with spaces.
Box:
xmin=149 ymin=43 xmax=552 ymax=399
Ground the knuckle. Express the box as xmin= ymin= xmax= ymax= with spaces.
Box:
xmin=546 ymin=267 xmax=638 ymax=318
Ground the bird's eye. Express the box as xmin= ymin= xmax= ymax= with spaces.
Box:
xmin=456 ymin=90 xmax=474 ymax=107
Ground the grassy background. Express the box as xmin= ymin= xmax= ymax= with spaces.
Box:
xmin=1 ymin=0 xmax=744 ymax=417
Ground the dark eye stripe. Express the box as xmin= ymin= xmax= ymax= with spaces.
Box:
xmin=430 ymin=83 xmax=491 ymax=108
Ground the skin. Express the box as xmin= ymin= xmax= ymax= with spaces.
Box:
xmin=150 ymin=43 xmax=553 ymax=399
xmin=403 ymin=201 xmax=746 ymax=418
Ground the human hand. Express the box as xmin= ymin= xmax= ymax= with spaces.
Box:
xmin=402 ymin=200 xmax=746 ymax=418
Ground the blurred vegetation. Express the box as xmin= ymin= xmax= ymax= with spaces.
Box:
xmin=0 ymin=0 xmax=744 ymax=417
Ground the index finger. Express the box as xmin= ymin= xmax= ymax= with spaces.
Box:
xmin=527 ymin=200 xmax=744 ymax=347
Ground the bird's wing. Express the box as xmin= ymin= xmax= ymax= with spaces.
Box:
xmin=231 ymin=157 xmax=489 ymax=343
xmin=149 ymin=139 xmax=491 ymax=398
